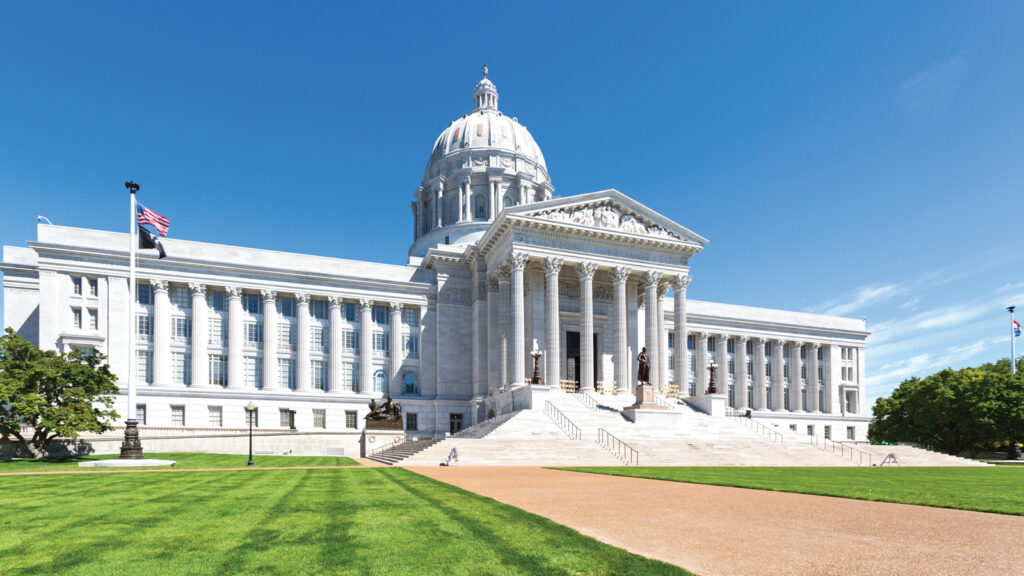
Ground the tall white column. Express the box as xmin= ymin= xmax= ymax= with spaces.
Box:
xmin=464 ymin=179 xmax=472 ymax=221
xmin=509 ymin=253 xmax=528 ymax=387
xmin=189 ymin=283 xmax=208 ymax=388
xmin=261 ymin=290 xmax=277 ymax=391
xmin=657 ymin=283 xmax=668 ymax=394
xmin=226 ymin=287 xmax=244 ymax=389
xmin=490 ymin=179 xmax=500 ymax=218
xmin=807 ymin=342 xmax=820 ymax=412
xmin=487 ymin=276 xmax=499 ymax=393
xmin=736 ymin=335 xmax=749 ymax=410
xmin=772 ymin=340 xmax=786 ymax=411
xmin=579 ymin=261 xmax=598 ymax=391
xmin=752 ymin=337 xmax=766 ymax=409
xmin=716 ymin=334 xmax=729 ymax=397
xmin=696 ymin=332 xmax=709 ymax=393
xmin=390 ymin=302 xmax=403 ymax=395
xmin=790 ymin=342 xmax=804 ymax=412
xmin=544 ymin=258 xmax=563 ymax=388
xmin=359 ymin=299 xmax=373 ymax=394
xmin=457 ymin=180 xmax=465 ymax=223
xmin=295 ymin=293 xmax=311 ymax=392
xmin=435 ymin=182 xmax=445 ymax=228
xmin=497 ymin=269 xmax=510 ymax=387
xmin=612 ymin=266 xmax=631 ymax=393
xmin=327 ymin=297 xmax=342 ymax=393
xmin=151 ymin=280 xmax=170 ymax=387
xmin=825 ymin=344 xmax=841 ymax=414
xmin=672 ymin=274 xmax=689 ymax=397
xmin=642 ymin=271 xmax=662 ymax=386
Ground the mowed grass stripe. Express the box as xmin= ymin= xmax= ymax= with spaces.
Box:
xmin=0 ymin=468 xmax=691 ymax=575
xmin=558 ymin=466 xmax=1024 ymax=516
xmin=0 ymin=452 xmax=359 ymax=473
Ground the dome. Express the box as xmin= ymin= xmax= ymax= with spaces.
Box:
xmin=409 ymin=67 xmax=554 ymax=258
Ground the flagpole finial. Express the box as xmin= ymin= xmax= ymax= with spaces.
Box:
xmin=1010 ymin=306 xmax=1016 ymax=313
xmin=125 ymin=180 xmax=140 ymax=194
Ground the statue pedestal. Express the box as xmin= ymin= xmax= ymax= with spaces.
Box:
xmin=622 ymin=384 xmax=679 ymax=426
xmin=685 ymin=393 xmax=729 ymax=418
xmin=627 ymin=384 xmax=662 ymax=410
xmin=361 ymin=429 xmax=405 ymax=458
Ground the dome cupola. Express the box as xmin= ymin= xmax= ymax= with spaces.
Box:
xmin=409 ymin=67 xmax=554 ymax=258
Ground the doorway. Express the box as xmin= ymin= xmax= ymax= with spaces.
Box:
xmin=449 ymin=413 xmax=464 ymax=434
xmin=565 ymin=331 xmax=598 ymax=391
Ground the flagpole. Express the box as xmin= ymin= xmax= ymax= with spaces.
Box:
xmin=126 ymin=181 xmax=139 ymax=422
xmin=1010 ymin=306 xmax=1017 ymax=375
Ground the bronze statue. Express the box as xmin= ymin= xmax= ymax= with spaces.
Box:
xmin=365 ymin=395 xmax=402 ymax=423
xmin=637 ymin=347 xmax=650 ymax=385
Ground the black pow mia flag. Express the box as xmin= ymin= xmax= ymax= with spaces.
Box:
xmin=138 ymin=224 xmax=167 ymax=259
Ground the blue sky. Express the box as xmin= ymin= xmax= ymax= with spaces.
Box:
xmin=1 ymin=2 xmax=1022 ymax=405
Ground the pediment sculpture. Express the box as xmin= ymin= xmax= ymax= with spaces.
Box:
xmin=532 ymin=203 xmax=680 ymax=240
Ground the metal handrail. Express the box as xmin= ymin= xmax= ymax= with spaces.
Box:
xmin=597 ymin=428 xmax=639 ymax=466
xmin=810 ymin=436 xmax=874 ymax=466
xmin=574 ymin=391 xmax=598 ymax=411
xmin=654 ymin=394 xmax=678 ymax=411
xmin=544 ymin=401 xmax=581 ymax=440
xmin=370 ymin=435 xmax=407 ymax=457
xmin=725 ymin=409 xmax=784 ymax=444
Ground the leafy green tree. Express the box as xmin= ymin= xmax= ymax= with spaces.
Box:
xmin=0 ymin=328 xmax=120 ymax=458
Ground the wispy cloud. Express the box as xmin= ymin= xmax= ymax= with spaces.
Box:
xmin=819 ymin=284 xmax=904 ymax=316
xmin=898 ymin=297 xmax=920 ymax=310
xmin=895 ymin=53 xmax=968 ymax=115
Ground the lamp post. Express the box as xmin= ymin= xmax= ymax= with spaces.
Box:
xmin=706 ymin=362 xmax=719 ymax=395
xmin=245 ymin=401 xmax=256 ymax=467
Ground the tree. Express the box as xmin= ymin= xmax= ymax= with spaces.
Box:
xmin=0 ymin=328 xmax=120 ymax=458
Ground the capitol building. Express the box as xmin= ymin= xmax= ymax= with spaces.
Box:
xmin=1 ymin=71 xmax=869 ymax=458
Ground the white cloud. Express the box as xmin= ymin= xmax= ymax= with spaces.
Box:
xmin=898 ymin=297 xmax=920 ymax=310
xmin=895 ymin=54 xmax=968 ymax=115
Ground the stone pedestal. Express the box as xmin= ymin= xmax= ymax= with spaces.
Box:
xmin=685 ymin=393 xmax=729 ymax=418
xmin=628 ymin=384 xmax=662 ymax=410
xmin=622 ymin=383 xmax=679 ymax=425
xmin=119 ymin=419 xmax=143 ymax=459
xmin=361 ymin=429 xmax=405 ymax=458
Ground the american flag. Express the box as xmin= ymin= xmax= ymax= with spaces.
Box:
xmin=136 ymin=202 xmax=169 ymax=237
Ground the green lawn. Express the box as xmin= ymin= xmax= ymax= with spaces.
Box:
xmin=0 ymin=467 xmax=689 ymax=575
xmin=0 ymin=452 xmax=358 ymax=472
xmin=560 ymin=466 xmax=1024 ymax=516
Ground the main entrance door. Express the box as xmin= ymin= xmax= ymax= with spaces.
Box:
xmin=565 ymin=331 xmax=598 ymax=391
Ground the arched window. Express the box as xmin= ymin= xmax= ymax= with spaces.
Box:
xmin=402 ymin=372 xmax=419 ymax=395
xmin=373 ymin=370 xmax=388 ymax=393
xmin=474 ymin=195 xmax=486 ymax=219
xmin=502 ymin=196 xmax=513 ymax=209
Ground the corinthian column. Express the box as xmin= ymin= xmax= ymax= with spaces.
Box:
xmin=612 ymin=266 xmax=631 ymax=393
xmin=390 ymin=302 xmax=403 ymax=395
xmin=695 ymin=331 xmax=709 ymax=393
xmin=261 ymin=290 xmax=277 ymax=391
xmin=735 ymin=335 xmax=749 ymax=410
xmin=189 ymin=283 xmax=208 ymax=388
xmin=642 ymin=271 xmax=662 ymax=387
xmin=497 ymin=268 xmax=510 ymax=387
xmin=544 ymin=257 xmax=563 ymax=387
xmin=295 ymin=293 xmax=311 ymax=392
xmin=579 ymin=261 xmax=598 ymax=391
xmin=509 ymin=253 xmax=528 ymax=387
xmin=773 ymin=340 xmax=786 ymax=411
xmin=226 ymin=287 xmax=244 ymax=389
xmin=807 ymin=343 xmax=820 ymax=412
xmin=657 ymin=283 xmax=668 ymax=394
xmin=487 ymin=275 xmax=499 ymax=393
xmin=790 ymin=342 xmax=804 ymax=412
xmin=151 ymin=280 xmax=170 ymax=387
xmin=752 ymin=337 xmax=766 ymax=409
xmin=359 ymin=299 xmax=373 ymax=394
xmin=328 ymin=296 xmax=342 ymax=393
xmin=671 ymin=275 xmax=690 ymax=398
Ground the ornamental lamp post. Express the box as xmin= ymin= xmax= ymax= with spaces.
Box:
xmin=245 ymin=401 xmax=256 ymax=467
xmin=706 ymin=362 xmax=719 ymax=395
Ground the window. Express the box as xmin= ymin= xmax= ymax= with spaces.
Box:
xmin=311 ymin=325 xmax=328 ymax=352
xmin=208 ymin=317 xmax=226 ymax=346
xmin=207 ymin=290 xmax=226 ymax=312
xmin=278 ymin=323 xmax=296 ymax=350
xmin=136 ymin=350 xmax=153 ymax=383
xmin=727 ymin=339 xmax=735 ymax=354
xmin=312 ymin=360 xmax=327 ymax=390
xmin=824 ymin=425 xmax=832 ymax=440
xmin=406 ymin=412 xmax=418 ymax=431
xmin=474 ymin=195 xmax=486 ymax=219
xmin=246 ymin=408 xmax=259 ymax=427
xmin=87 ymin=309 xmax=98 ymax=330
xmin=847 ymin=426 xmax=856 ymax=440
xmin=313 ymin=409 xmax=326 ymax=429
xmin=784 ymin=389 xmax=791 ymax=410
xmin=172 ymin=352 xmax=191 ymax=385
xmin=245 ymin=356 xmax=263 ymax=389
xmin=372 ymin=305 xmax=389 ymax=325
xmin=707 ymin=338 xmax=715 ymax=353
xmin=746 ymin=359 xmax=753 ymax=381
xmin=136 ymin=314 xmax=152 ymax=340
xmin=801 ymin=388 xmax=807 ymax=411
xmin=170 ymin=286 xmax=190 ymax=308
xmin=208 ymin=406 xmax=222 ymax=427
xmin=766 ymin=387 xmax=773 ymax=410
xmin=209 ymin=355 xmax=227 ymax=386
xmin=402 ymin=373 xmax=419 ymax=395
xmin=345 ymin=410 xmax=358 ymax=429
xmin=342 ymin=330 xmax=358 ymax=352
xmin=789 ymin=424 xmax=797 ymax=432
xmin=135 ymin=404 xmax=147 ymax=425
xmin=73 ymin=309 xmax=82 ymax=329
xmin=280 ymin=408 xmax=294 ymax=428
xmin=818 ymin=387 xmax=825 ymax=412
xmin=373 ymin=332 xmax=389 ymax=356
xmin=72 ymin=276 xmax=82 ymax=295
xmin=279 ymin=359 xmax=296 ymax=390
xmin=687 ymin=335 xmax=695 ymax=350
xmin=311 ymin=299 xmax=328 ymax=320
xmin=807 ymin=425 xmax=814 ymax=436
xmin=502 ymin=196 xmax=512 ymax=209
xmin=88 ymin=278 xmax=98 ymax=297
xmin=341 ymin=362 xmax=359 ymax=392
xmin=344 ymin=303 xmax=357 ymax=322
xmin=667 ymin=332 xmax=675 ymax=350
xmin=402 ymin=307 xmax=419 ymax=326
xmin=137 ymin=284 xmax=153 ymax=305
xmin=276 ymin=296 xmax=296 ymax=317
xmin=243 ymin=293 xmax=262 ymax=314
xmin=171 ymin=405 xmax=185 ymax=426
xmin=172 ymin=316 xmax=192 ymax=344
xmin=373 ymin=370 xmax=388 ymax=393
xmin=244 ymin=321 xmax=263 ymax=348
xmin=403 ymin=334 xmax=419 ymax=359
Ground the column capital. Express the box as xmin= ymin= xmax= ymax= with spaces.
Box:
xmin=578 ymin=261 xmax=598 ymax=280
xmin=694 ymin=331 xmax=708 ymax=340
xmin=358 ymin=298 xmax=373 ymax=311
xmin=751 ymin=336 xmax=765 ymax=345
xmin=188 ymin=282 xmax=206 ymax=297
xmin=389 ymin=301 xmax=404 ymax=313
xmin=672 ymin=274 xmax=691 ymax=291
xmin=610 ymin=265 xmax=631 ymax=284
xmin=543 ymin=256 xmax=564 ymax=276
xmin=497 ymin=267 xmax=511 ymax=283
xmin=487 ymin=275 xmax=500 ymax=292
xmin=643 ymin=270 xmax=663 ymax=288
xmin=736 ymin=334 xmax=749 ymax=344
xmin=260 ymin=289 xmax=276 ymax=303
xmin=225 ymin=286 xmax=242 ymax=300
xmin=149 ymin=279 xmax=168 ymax=293
xmin=508 ymin=252 xmax=529 ymax=272
xmin=809 ymin=342 xmax=821 ymax=351
xmin=715 ymin=333 xmax=729 ymax=344
xmin=328 ymin=295 xmax=342 ymax=309
xmin=295 ymin=292 xmax=310 ymax=305
xmin=657 ymin=283 xmax=668 ymax=298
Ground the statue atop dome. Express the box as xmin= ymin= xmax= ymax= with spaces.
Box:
xmin=482 ymin=64 xmax=488 ymax=79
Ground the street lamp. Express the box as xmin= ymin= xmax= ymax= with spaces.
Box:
xmin=706 ymin=362 xmax=719 ymax=395
xmin=245 ymin=401 xmax=256 ymax=467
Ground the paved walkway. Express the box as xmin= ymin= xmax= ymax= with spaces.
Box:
xmin=410 ymin=466 xmax=1024 ymax=576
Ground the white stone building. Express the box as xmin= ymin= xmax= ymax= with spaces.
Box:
xmin=1 ymin=72 xmax=869 ymax=456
